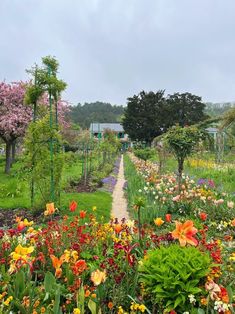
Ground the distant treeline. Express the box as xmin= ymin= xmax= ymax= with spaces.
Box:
xmin=68 ymin=100 xmax=235 ymax=130
xmin=205 ymin=102 xmax=235 ymax=117
xmin=68 ymin=102 xmax=124 ymax=129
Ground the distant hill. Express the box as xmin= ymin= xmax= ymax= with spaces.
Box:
xmin=68 ymin=102 xmax=124 ymax=129
xmin=205 ymin=102 xmax=235 ymax=117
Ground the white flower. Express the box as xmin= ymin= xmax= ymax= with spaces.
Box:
xmin=126 ymin=220 xmax=135 ymax=228
xmin=188 ymin=294 xmax=196 ymax=304
xmin=138 ymin=189 xmax=142 ymax=193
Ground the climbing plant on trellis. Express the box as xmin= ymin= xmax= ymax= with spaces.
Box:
xmin=24 ymin=56 xmax=66 ymax=209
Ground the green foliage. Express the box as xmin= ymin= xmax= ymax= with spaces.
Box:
xmin=123 ymin=91 xmax=207 ymax=144
xmin=138 ymin=245 xmax=212 ymax=312
xmin=25 ymin=56 xmax=66 ymax=105
xmin=167 ymin=93 xmax=208 ymax=127
xmin=164 ymin=125 xmax=202 ymax=161
xmin=24 ymin=115 xmax=64 ymax=208
xmin=134 ymin=148 xmax=155 ymax=161
xmin=68 ymin=102 xmax=124 ymax=129
xmin=122 ymin=90 xmax=166 ymax=144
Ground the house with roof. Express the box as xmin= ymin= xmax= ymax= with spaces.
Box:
xmin=89 ymin=123 xmax=130 ymax=149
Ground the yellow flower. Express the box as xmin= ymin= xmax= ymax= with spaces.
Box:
xmin=92 ymin=206 xmax=97 ymax=211
xmin=117 ymin=306 xmax=124 ymax=314
xmin=3 ymin=296 xmax=13 ymax=306
xmin=11 ymin=244 xmax=34 ymax=261
xmin=154 ymin=217 xmax=164 ymax=226
xmin=91 ymin=269 xmax=107 ymax=286
xmin=73 ymin=308 xmax=81 ymax=314
xmin=44 ymin=203 xmax=56 ymax=216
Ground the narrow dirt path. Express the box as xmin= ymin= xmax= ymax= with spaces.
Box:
xmin=111 ymin=154 xmax=129 ymax=220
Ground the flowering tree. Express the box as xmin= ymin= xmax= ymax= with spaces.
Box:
xmin=0 ymin=82 xmax=32 ymax=174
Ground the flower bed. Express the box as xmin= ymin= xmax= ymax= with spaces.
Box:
xmin=0 ymin=154 xmax=234 ymax=313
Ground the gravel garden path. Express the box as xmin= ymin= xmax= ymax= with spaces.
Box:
xmin=111 ymin=154 xmax=129 ymax=220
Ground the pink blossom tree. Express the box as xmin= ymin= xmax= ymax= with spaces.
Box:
xmin=0 ymin=81 xmax=32 ymax=174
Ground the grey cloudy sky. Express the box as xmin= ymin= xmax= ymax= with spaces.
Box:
xmin=1 ymin=0 xmax=235 ymax=105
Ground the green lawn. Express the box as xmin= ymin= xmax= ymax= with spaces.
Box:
xmin=0 ymin=155 xmax=112 ymax=221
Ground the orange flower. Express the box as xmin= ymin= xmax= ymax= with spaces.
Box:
xmin=154 ymin=217 xmax=164 ymax=226
xmin=171 ymin=220 xmax=198 ymax=246
xmin=44 ymin=203 xmax=55 ymax=216
xmin=91 ymin=269 xmax=107 ymax=286
xmin=231 ymin=218 xmax=235 ymax=226
xmin=50 ymin=255 xmax=64 ymax=277
xmin=85 ymin=290 xmax=91 ymax=297
xmin=165 ymin=214 xmax=172 ymax=222
xmin=72 ymin=260 xmax=87 ymax=275
xmin=69 ymin=201 xmax=77 ymax=212
xmin=17 ymin=221 xmax=25 ymax=231
xmin=108 ymin=302 xmax=113 ymax=309
xmin=79 ymin=210 xmax=86 ymax=219
xmin=114 ymin=224 xmax=122 ymax=233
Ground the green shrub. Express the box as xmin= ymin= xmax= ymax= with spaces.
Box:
xmin=138 ymin=244 xmax=212 ymax=312
xmin=134 ymin=148 xmax=155 ymax=161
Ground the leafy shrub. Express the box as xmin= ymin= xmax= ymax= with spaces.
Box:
xmin=134 ymin=148 xmax=155 ymax=161
xmin=138 ymin=244 xmax=212 ymax=312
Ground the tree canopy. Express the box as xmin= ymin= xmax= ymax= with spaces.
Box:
xmin=122 ymin=91 xmax=208 ymax=144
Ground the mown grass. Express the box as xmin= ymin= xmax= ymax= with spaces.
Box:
xmin=0 ymin=155 xmax=112 ymax=221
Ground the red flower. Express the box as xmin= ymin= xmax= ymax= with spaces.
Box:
xmin=69 ymin=200 xmax=77 ymax=212
xmin=79 ymin=210 xmax=86 ymax=219
xmin=199 ymin=212 xmax=207 ymax=221
xmin=17 ymin=221 xmax=25 ymax=232
xmin=165 ymin=214 xmax=172 ymax=222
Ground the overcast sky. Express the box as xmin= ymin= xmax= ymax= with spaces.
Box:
xmin=1 ymin=0 xmax=235 ymax=106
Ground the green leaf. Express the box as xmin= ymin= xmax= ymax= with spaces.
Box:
xmin=53 ymin=291 xmax=61 ymax=314
xmin=88 ymin=299 xmax=97 ymax=314
xmin=44 ymin=272 xmax=56 ymax=293
xmin=15 ymin=270 xmax=25 ymax=298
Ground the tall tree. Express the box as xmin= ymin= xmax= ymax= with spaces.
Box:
xmin=0 ymin=82 xmax=32 ymax=174
xmin=167 ymin=92 xmax=208 ymax=127
xmin=122 ymin=91 xmax=166 ymax=144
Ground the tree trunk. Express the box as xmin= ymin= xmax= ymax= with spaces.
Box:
xmin=178 ymin=158 xmax=184 ymax=193
xmin=5 ymin=141 xmax=12 ymax=174
xmin=11 ymin=140 xmax=16 ymax=165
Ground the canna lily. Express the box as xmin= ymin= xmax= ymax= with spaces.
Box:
xmin=69 ymin=200 xmax=77 ymax=212
xmin=171 ymin=220 xmax=198 ymax=246
xmin=11 ymin=244 xmax=34 ymax=261
xmin=91 ymin=269 xmax=107 ymax=286
xmin=50 ymin=254 xmax=64 ymax=278
xmin=154 ymin=217 xmax=164 ymax=226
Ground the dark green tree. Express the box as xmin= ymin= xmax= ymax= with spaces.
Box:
xmin=167 ymin=92 xmax=208 ymax=127
xmin=122 ymin=91 xmax=167 ymax=145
